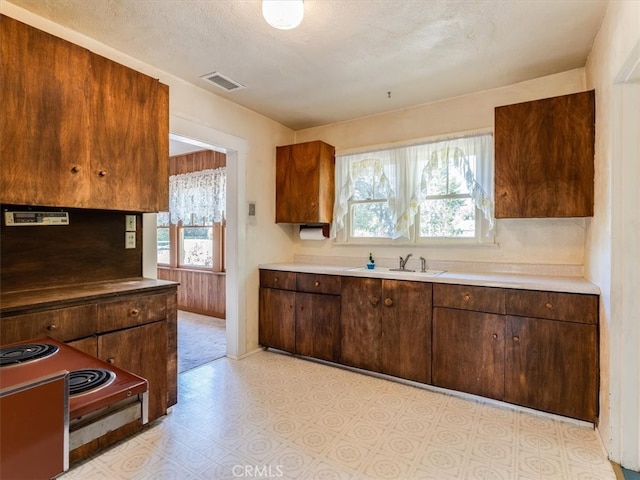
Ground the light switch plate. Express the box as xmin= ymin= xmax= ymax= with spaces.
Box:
xmin=247 ymin=201 xmax=256 ymax=225
xmin=125 ymin=231 xmax=136 ymax=249
xmin=125 ymin=215 xmax=136 ymax=231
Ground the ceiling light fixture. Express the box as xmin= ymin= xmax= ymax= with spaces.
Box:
xmin=262 ymin=0 xmax=304 ymax=30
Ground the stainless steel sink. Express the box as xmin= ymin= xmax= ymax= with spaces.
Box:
xmin=346 ymin=266 xmax=445 ymax=277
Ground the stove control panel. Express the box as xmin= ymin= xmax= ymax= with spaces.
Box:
xmin=4 ymin=211 xmax=69 ymax=226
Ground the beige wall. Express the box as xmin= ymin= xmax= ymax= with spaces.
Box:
xmin=294 ymin=70 xmax=589 ymax=273
xmin=585 ymin=0 xmax=640 ymax=469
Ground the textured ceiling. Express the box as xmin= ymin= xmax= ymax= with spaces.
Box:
xmin=6 ymin=0 xmax=608 ymax=130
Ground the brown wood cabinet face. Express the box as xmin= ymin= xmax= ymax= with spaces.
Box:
xmin=505 ymin=316 xmax=598 ymax=422
xmin=495 ymin=90 xmax=595 ymax=218
xmin=340 ymin=277 xmax=382 ymax=372
xmin=0 ymin=304 xmax=97 ymax=345
xmin=296 ymin=273 xmax=341 ymax=295
xmin=381 ymin=280 xmax=432 ymax=384
xmin=432 ymin=307 xmax=506 ymax=400
xmin=296 ymin=292 xmax=341 ymax=362
xmin=67 ymin=336 xmax=98 ymax=357
xmin=260 ymin=270 xmax=296 ymax=291
xmin=89 ymin=53 xmax=164 ymax=212
xmin=275 ymin=141 xmax=335 ymax=224
xmin=505 ymin=289 xmax=598 ymax=324
xmin=98 ymin=320 xmax=168 ymax=422
xmin=259 ymin=288 xmax=296 ymax=353
xmin=97 ymin=293 xmax=167 ymax=333
xmin=0 ymin=15 xmax=91 ymax=207
xmin=433 ymin=283 xmax=505 ymax=314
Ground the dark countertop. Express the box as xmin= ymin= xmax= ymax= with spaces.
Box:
xmin=0 ymin=277 xmax=179 ymax=315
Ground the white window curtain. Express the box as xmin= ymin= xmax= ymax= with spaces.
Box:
xmin=169 ymin=168 xmax=226 ymax=225
xmin=333 ymin=133 xmax=494 ymax=239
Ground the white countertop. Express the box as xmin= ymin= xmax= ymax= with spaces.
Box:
xmin=259 ymin=263 xmax=600 ymax=295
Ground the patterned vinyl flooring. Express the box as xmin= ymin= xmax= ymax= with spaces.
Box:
xmin=61 ymin=350 xmax=615 ymax=479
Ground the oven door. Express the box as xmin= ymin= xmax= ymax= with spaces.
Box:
xmin=0 ymin=371 xmax=69 ymax=479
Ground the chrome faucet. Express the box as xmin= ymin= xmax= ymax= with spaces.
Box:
xmin=399 ymin=253 xmax=412 ymax=270
xmin=420 ymin=256 xmax=428 ymax=272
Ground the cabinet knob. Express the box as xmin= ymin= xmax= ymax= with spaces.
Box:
xmin=130 ymin=308 xmax=140 ymax=316
xmin=384 ymin=297 xmax=393 ymax=307
xmin=463 ymin=293 xmax=471 ymax=302
xmin=500 ymin=191 xmax=508 ymax=197
xmin=274 ymin=277 xmax=279 ymax=283
xmin=107 ymin=358 xmax=115 ymax=364
xmin=47 ymin=324 xmax=57 ymax=331
xmin=314 ymin=281 xmax=320 ymax=287
xmin=513 ymin=336 xmax=520 ymax=342
xmin=98 ymin=170 xmax=107 ymax=177
xmin=369 ymin=295 xmax=379 ymax=306
xmin=70 ymin=165 xmax=80 ymax=174
xmin=492 ymin=333 xmax=498 ymax=339
xmin=545 ymin=302 xmax=553 ymax=309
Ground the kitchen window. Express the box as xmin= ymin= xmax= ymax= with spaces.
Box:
xmin=333 ymin=132 xmax=494 ymax=244
xmin=157 ymin=168 xmax=226 ymax=271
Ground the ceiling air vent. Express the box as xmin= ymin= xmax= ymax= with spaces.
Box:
xmin=200 ymin=71 xmax=245 ymax=92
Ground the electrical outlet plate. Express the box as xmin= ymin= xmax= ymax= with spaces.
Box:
xmin=125 ymin=215 xmax=136 ymax=231
xmin=247 ymin=201 xmax=256 ymax=225
xmin=125 ymin=231 xmax=136 ymax=249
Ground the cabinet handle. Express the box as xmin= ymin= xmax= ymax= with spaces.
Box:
xmin=384 ymin=297 xmax=393 ymax=307
xmin=369 ymin=295 xmax=380 ymax=306
xmin=130 ymin=308 xmax=140 ymax=316
xmin=107 ymin=358 xmax=115 ymax=364
xmin=513 ymin=336 xmax=520 ymax=342
xmin=314 ymin=281 xmax=320 ymax=287
xmin=47 ymin=324 xmax=57 ymax=331
xmin=545 ymin=302 xmax=553 ymax=309
xmin=70 ymin=166 xmax=80 ymax=174
xmin=98 ymin=170 xmax=107 ymax=177
xmin=492 ymin=333 xmax=497 ymax=339
xmin=463 ymin=293 xmax=471 ymax=302
xmin=274 ymin=277 xmax=279 ymax=283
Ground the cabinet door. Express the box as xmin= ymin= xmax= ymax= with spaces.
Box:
xmin=98 ymin=321 xmax=168 ymax=422
xmin=432 ymin=307 xmax=505 ymax=400
xmin=505 ymin=316 xmax=597 ymax=422
xmin=381 ymin=280 xmax=432 ymax=384
xmin=275 ymin=141 xmax=335 ymax=223
xmin=340 ymin=277 xmax=382 ymax=372
xmin=0 ymin=15 xmax=91 ymax=207
xmin=296 ymin=292 xmax=341 ymax=362
xmin=494 ymin=90 xmax=595 ymax=218
xmin=89 ymin=52 xmax=164 ymax=212
xmin=259 ymin=288 xmax=296 ymax=353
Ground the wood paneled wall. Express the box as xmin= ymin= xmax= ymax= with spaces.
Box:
xmin=1 ymin=205 xmax=142 ymax=292
xmin=157 ymin=268 xmax=225 ymax=318
xmin=159 ymin=149 xmax=227 ymax=318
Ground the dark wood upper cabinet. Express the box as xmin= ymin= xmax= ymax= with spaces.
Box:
xmin=494 ymin=90 xmax=595 ymax=218
xmin=0 ymin=15 xmax=169 ymax=212
xmin=275 ymin=140 xmax=335 ymax=224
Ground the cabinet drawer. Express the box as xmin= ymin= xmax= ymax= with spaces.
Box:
xmin=0 ymin=304 xmax=97 ymax=344
xmin=260 ymin=270 xmax=296 ymax=290
xmin=296 ymin=273 xmax=341 ymax=295
xmin=433 ymin=284 xmax=505 ymax=314
xmin=97 ymin=294 xmax=167 ymax=332
xmin=505 ymin=290 xmax=598 ymax=324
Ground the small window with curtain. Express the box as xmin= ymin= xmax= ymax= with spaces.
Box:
xmin=333 ymin=132 xmax=494 ymax=244
xmin=157 ymin=166 xmax=226 ymax=271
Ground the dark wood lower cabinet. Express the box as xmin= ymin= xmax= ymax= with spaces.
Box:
xmin=98 ymin=320 xmax=168 ymax=422
xmin=296 ymin=292 xmax=340 ymax=362
xmin=505 ymin=316 xmax=598 ymax=422
xmin=381 ymin=280 xmax=432 ymax=384
xmin=258 ymin=287 xmax=296 ymax=353
xmin=340 ymin=277 xmax=382 ymax=372
xmin=432 ymin=307 xmax=505 ymax=400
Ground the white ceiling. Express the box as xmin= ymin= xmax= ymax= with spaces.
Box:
xmin=7 ymin=0 xmax=608 ymax=130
